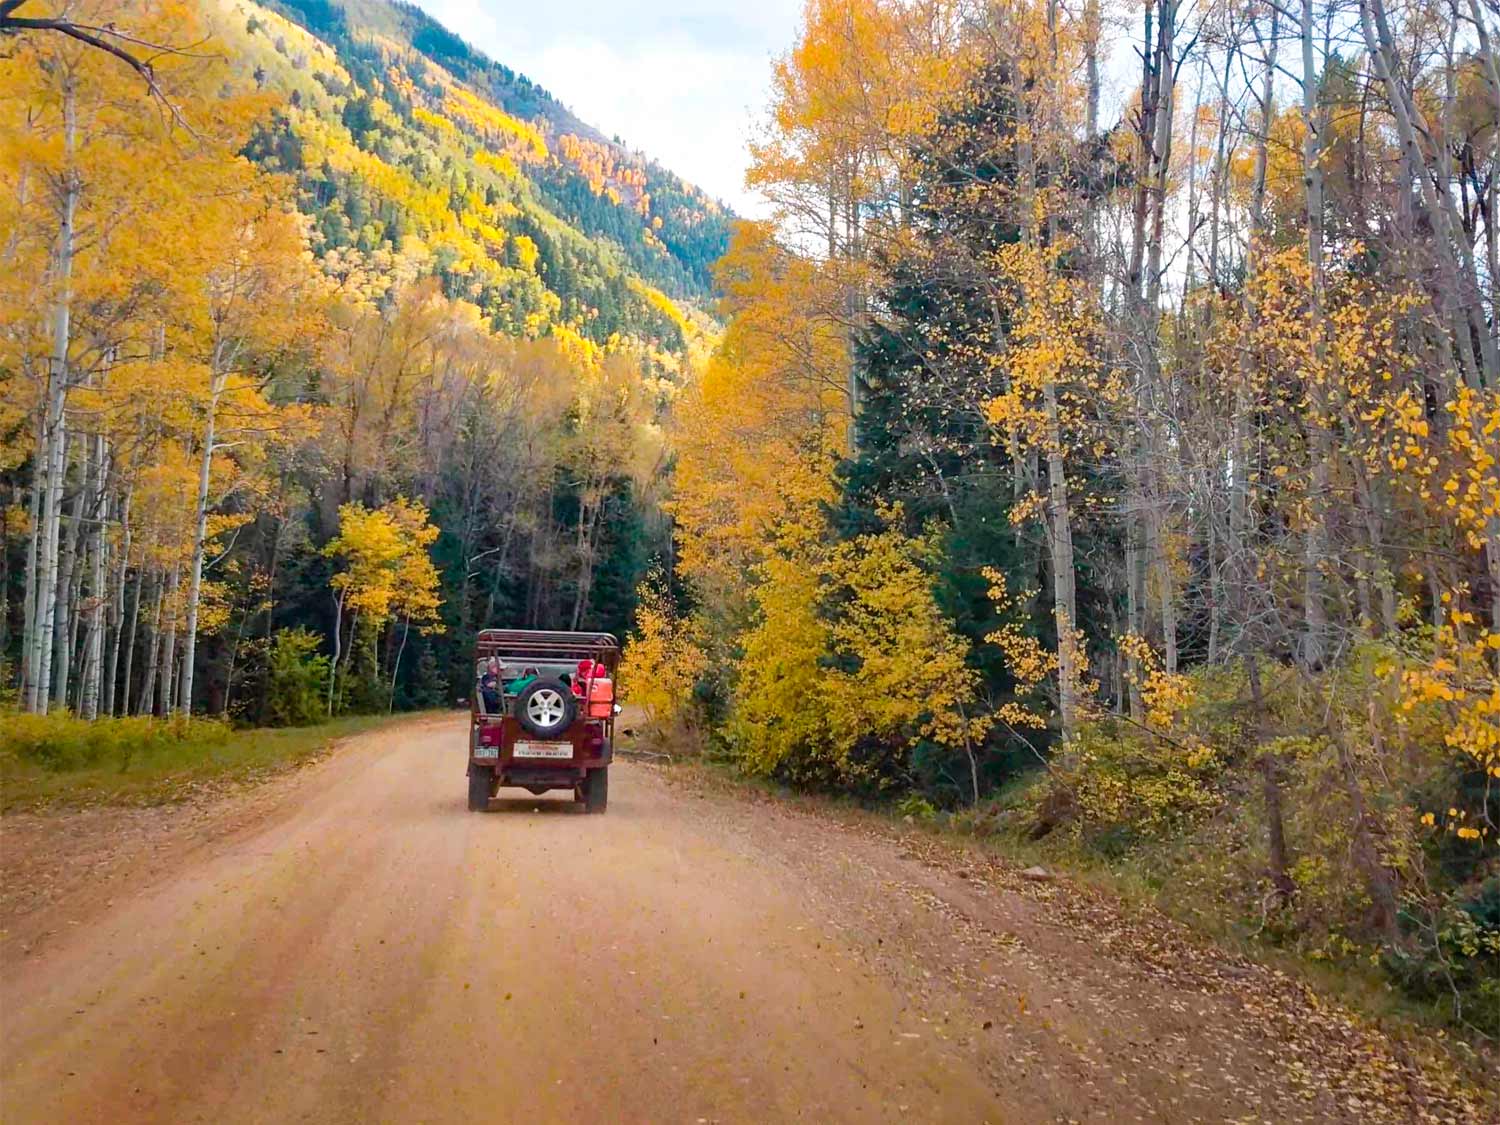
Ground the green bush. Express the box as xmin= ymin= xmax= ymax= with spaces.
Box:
xmin=0 ymin=710 xmax=231 ymax=773
xmin=1386 ymin=880 xmax=1500 ymax=1036
xmin=264 ymin=627 xmax=331 ymax=727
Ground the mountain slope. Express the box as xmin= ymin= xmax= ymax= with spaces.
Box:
xmin=213 ymin=0 xmax=729 ymax=352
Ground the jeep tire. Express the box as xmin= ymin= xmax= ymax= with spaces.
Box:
xmin=582 ymin=766 xmax=609 ymax=814
xmin=467 ymin=766 xmax=493 ymax=812
xmin=513 ymin=677 xmax=577 ymax=738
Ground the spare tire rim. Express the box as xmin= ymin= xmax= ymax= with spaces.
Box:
xmin=526 ymin=688 xmax=567 ymax=728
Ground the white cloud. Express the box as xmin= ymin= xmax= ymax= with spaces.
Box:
xmin=408 ymin=0 xmax=803 ymax=217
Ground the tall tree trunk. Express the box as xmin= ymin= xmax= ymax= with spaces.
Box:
xmin=1362 ymin=0 xmax=1499 ymax=388
xmin=178 ymin=356 xmax=229 ymax=716
xmin=327 ymin=588 xmax=346 ymax=716
xmin=1300 ymin=0 xmax=1332 ymax=670
xmin=1144 ymin=0 xmax=1179 ymax=673
xmin=570 ymin=490 xmax=593 ymax=631
xmin=158 ymin=564 xmax=179 ymax=717
xmin=120 ymin=564 xmax=143 ymax=716
xmin=19 ymin=392 xmax=44 ymax=704
xmin=1230 ymin=3 xmax=1278 ymax=663
xmin=79 ymin=435 xmax=108 ymax=719
xmin=257 ymin=512 xmax=286 ymax=719
xmin=104 ymin=484 xmax=132 ymax=716
xmin=52 ymin=467 xmax=84 ymax=709
xmin=221 ymin=586 xmax=254 ymax=717
xmin=139 ymin=573 xmax=164 ymax=715
xmin=1247 ymin=656 xmax=1295 ymax=908
xmin=1480 ymin=0 xmax=1500 ymax=367
xmin=27 ymin=76 xmax=78 ymax=714
xmin=1011 ymin=41 xmax=1082 ymax=739
xmin=1045 ymin=385 xmax=1080 ymax=738
xmin=388 ymin=615 xmax=410 ymax=713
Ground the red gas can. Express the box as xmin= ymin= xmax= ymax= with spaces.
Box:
xmin=586 ymin=676 xmax=615 ymax=718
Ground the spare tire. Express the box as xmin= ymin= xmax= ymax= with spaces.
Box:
xmin=513 ymin=677 xmax=577 ymax=738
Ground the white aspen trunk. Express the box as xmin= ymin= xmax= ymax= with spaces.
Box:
xmin=388 ymin=615 xmax=410 ymax=713
xmin=1480 ymin=0 xmax=1500 ymax=358
xmin=1084 ymin=0 xmax=1100 ymax=138
xmin=104 ymin=483 xmax=132 ymax=716
xmin=1300 ymin=0 xmax=1331 ymax=670
xmin=327 ymin=587 xmax=346 ymax=716
xmin=140 ymin=573 xmax=163 ymax=715
xmin=338 ymin=611 xmax=362 ymax=711
xmin=1045 ymin=385 xmax=1080 ymax=739
xmin=1144 ymin=0 xmax=1178 ymax=675
xmin=178 ymin=362 xmax=226 ymax=716
xmin=570 ymin=485 xmax=607 ymax=631
xmin=1124 ymin=535 xmax=1145 ymax=715
xmin=569 ymin=490 xmax=592 ymax=631
xmin=51 ymin=465 xmax=84 ymax=709
xmin=1207 ymin=500 xmax=1223 ymax=663
xmin=121 ymin=567 xmax=144 ymax=715
xmin=1231 ymin=4 xmax=1278 ymax=659
xmin=158 ymin=564 xmax=179 ymax=716
xmin=222 ymin=580 xmax=256 ymax=716
xmin=1122 ymin=0 xmax=1160 ymax=707
xmin=138 ymin=576 xmax=160 ymax=717
xmin=20 ymin=387 xmax=44 ymax=706
xmin=1362 ymin=0 xmax=1498 ymax=388
xmin=1009 ymin=53 xmax=1080 ymax=738
xmin=79 ymin=436 xmax=108 ymax=719
xmin=29 ymin=78 xmax=78 ymax=714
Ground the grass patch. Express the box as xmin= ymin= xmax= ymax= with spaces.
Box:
xmin=0 ymin=710 xmax=428 ymax=811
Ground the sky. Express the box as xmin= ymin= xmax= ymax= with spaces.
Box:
xmin=409 ymin=0 xmax=806 ymax=216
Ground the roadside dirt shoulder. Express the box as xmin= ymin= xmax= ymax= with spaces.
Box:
xmin=653 ymin=762 xmax=1497 ymax=1124
xmin=0 ymin=715 xmax=447 ymax=961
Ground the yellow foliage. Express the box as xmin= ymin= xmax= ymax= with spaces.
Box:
xmin=511 ymin=234 xmax=540 ymax=273
xmin=628 ymin=279 xmax=691 ymax=338
xmin=444 ymin=88 xmax=547 ymax=161
xmin=750 ymin=0 xmax=977 ymax=227
xmin=619 ymin=569 xmax=707 ymax=736
xmin=666 ymin=223 xmax=848 ymax=605
xmin=730 ymin=507 xmax=983 ymax=784
xmin=324 ymin=497 xmax=444 ymax=628
xmin=411 ymin=105 xmax=457 ymax=137
xmin=982 ymin=568 xmax=1054 ymax=731
xmin=474 ymin=147 xmax=520 ymax=181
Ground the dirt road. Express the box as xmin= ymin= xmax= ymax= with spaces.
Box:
xmin=1 ymin=717 xmax=1487 ymax=1123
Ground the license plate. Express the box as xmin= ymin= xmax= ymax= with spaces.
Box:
xmin=474 ymin=742 xmax=498 ymax=759
xmin=513 ymin=740 xmax=573 ymax=760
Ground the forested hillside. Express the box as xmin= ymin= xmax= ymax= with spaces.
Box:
xmin=0 ymin=0 xmax=724 ymax=725
xmin=235 ymin=0 xmax=731 ymax=319
xmin=622 ymin=0 xmax=1500 ymax=1035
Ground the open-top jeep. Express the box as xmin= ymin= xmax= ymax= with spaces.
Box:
xmin=467 ymin=629 xmax=620 ymax=813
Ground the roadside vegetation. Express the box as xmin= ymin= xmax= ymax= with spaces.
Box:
xmin=0 ymin=708 xmax=413 ymax=811
xmin=618 ymin=0 xmax=1500 ymax=1045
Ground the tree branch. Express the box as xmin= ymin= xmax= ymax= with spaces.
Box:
xmin=0 ymin=8 xmax=216 ymax=132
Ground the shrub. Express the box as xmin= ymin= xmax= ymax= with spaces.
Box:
xmin=1029 ymin=717 xmax=1225 ymax=847
xmin=728 ymin=517 xmax=985 ymax=791
xmin=1386 ymin=880 xmax=1500 ymax=1036
xmin=0 ymin=710 xmax=231 ymax=773
xmin=620 ymin=567 xmax=707 ymax=743
xmin=264 ymin=627 xmax=331 ymax=727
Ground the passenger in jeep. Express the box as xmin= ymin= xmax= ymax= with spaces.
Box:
xmin=479 ymin=658 xmax=502 ymax=714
